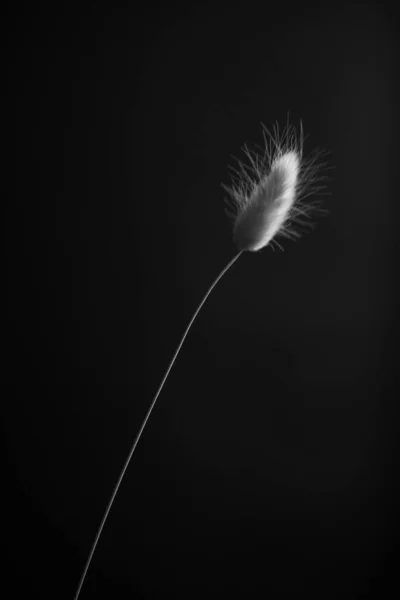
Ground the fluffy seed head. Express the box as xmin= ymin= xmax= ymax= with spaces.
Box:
xmin=222 ymin=121 xmax=328 ymax=252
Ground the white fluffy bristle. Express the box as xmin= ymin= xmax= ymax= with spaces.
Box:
xmin=223 ymin=121 xmax=326 ymax=252
xmin=234 ymin=151 xmax=300 ymax=251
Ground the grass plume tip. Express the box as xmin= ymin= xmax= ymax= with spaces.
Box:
xmin=222 ymin=121 xmax=327 ymax=252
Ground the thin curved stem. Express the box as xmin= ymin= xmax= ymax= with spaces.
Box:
xmin=73 ymin=250 xmax=243 ymax=600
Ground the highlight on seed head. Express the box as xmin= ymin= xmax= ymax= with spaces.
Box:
xmin=222 ymin=120 xmax=328 ymax=252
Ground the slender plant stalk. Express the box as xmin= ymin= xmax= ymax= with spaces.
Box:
xmin=73 ymin=250 xmax=243 ymax=600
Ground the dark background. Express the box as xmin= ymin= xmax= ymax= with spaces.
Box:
xmin=4 ymin=1 xmax=399 ymax=598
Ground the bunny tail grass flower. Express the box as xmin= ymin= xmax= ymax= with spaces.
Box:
xmin=73 ymin=119 xmax=327 ymax=600
xmin=223 ymin=120 xmax=327 ymax=252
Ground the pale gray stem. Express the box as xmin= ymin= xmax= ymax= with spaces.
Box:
xmin=73 ymin=250 xmax=243 ymax=599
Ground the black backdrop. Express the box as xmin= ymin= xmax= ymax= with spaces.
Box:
xmin=4 ymin=2 xmax=400 ymax=598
